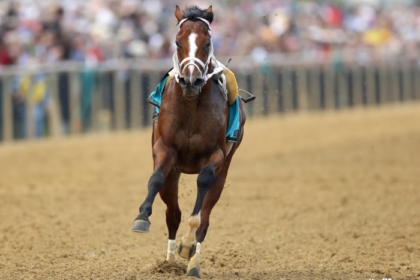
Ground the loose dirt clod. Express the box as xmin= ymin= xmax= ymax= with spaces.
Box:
xmin=147 ymin=260 xmax=186 ymax=276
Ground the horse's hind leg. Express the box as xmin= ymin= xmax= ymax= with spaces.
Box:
xmin=158 ymin=169 xmax=181 ymax=261
xmin=177 ymin=165 xmax=215 ymax=259
xmin=178 ymin=154 xmax=232 ymax=278
xmin=185 ymin=146 xmax=238 ymax=278
xmin=186 ymin=172 xmax=227 ymax=278
xmin=178 ymin=151 xmax=223 ymax=260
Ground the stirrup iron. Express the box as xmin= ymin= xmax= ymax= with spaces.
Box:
xmin=239 ymin=89 xmax=256 ymax=103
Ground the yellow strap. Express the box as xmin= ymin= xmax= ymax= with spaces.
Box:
xmin=165 ymin=76 xmax=172 ymax=88
xmin=225 ymin=70 xmax=238 ymax=105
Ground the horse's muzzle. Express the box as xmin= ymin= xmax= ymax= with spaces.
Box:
xmin=179 ymin=76 xmax=205 ymax=98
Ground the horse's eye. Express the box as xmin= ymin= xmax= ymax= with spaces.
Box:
xmin=204 ymin=43 xmax=211 ymax=51
xmin=176 ymin=41 xmax=181 ymax=49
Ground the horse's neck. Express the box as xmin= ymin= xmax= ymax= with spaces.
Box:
xmin=175 ymin=80 xmax=222 ymax=104
xmin=168 ymin=80 xmax=227 ymax=121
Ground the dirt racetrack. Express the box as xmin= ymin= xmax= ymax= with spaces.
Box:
xmin=1 ymin=104 xmax=420 ymax=280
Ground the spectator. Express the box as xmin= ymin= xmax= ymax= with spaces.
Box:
xmin=12 ymin=74 xmax=50 ymax=138
xmin=0 ymin=0 xmax=419 ymax=67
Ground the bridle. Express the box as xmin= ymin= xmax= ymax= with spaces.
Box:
xmin=173 ymin=17 xmax=224 ymax=86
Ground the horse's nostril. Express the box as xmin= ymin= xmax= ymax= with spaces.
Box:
xmin=179 ymin=77 xmax=186 ymax=86
xmin=194 ymin=78 xmax=204 ymax=87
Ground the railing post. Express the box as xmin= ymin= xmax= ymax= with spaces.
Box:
xmin=379 ymin=66 xmax=388 ymax=104
xmin=402 ymin=63 xmax=412 ymax=101
xmin=262 ymin=76 xmax=269 ymax=116
xmin=276 ymin=70 xmax=283 ymax=113
xmin=291 ymin=69 xmax=299 ymax=111
xmin=48 ymin=73 xmax=61 ymax=137
xmin=398 ymin=68 xmax=404 ymax=102
xmin=267 ymin=68 xmax=277 ymax=115
xmin=141 ymin=72 xmax=150 ymax=127
xmin=246 ymin=74 xmax=254 ymax=117
xmin=113 ymin=70 xmax=126 ymax=130
xmin=346 ymin=69 xmax=354 ymax=107
xmin=324 ymin=68 xmax=335 ymax=110
xmin=388 ymin=66 xmax=399 ymax=103
xmin=365 ymin=67 xmax=376 ymax=106
xmin=0 ymin=78 xmax=2 ymax=141
xmin=70 ymin=71 xmax=81 ymax=134
xmin=130 ymin=70 xmax=142 ymax=130
xmin=319 ymin=69 xmax=325 ymax=109
xmin=336 ymin=69 xmax=348 ymax=108
xmin=414 ymin=67 xmax=420 ymax=101
xmin=296 ymin=67 xmax=308 ymax=112
xmin=91 ymin=71 xmax=102 ymax=132
xmin=1 ymin=76 xmax=13 ymax=142
xmin=283 ymin=69 xmax=294 ymax=112
xmin=308 ymin=67 xmax=321 ymax=110
xmin=252 ymin=70 xmax=264 ymax=116
xmin=25 ymin=75 xmax=35 ymax=140
xmin=374 ymin=68 xmax=380 ymax=105
xmin=352 ymin=66 xmax=363 ymax=107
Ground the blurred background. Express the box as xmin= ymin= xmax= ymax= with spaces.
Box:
xmin=0 ymin=0 xmax=420 ymax=141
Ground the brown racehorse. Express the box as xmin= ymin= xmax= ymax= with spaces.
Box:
xmin=132 ymin=5 xmax=246 ymax=278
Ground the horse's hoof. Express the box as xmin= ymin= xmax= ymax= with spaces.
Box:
xmin=186 ymin=267 xmax=201 ymax=278
xmin=132 ymin=219 xmax=150 ymax=233
xmin=178 ymin=241 xmax=196 ymax=260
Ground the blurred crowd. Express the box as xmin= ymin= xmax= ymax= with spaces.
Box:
xmin=1 ymin=0 xmax=420 ymax=68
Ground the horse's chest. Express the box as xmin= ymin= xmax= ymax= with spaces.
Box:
xmin=171 ymin=111 xmax=225 ymax=168
xmin=176 ymin=119 xmax=223 ymax=150
xmin=159 ymin=91 xmax=227 ymax=171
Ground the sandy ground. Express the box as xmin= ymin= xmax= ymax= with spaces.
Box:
xmin=1 ymin=104 xmax=420 ymax=280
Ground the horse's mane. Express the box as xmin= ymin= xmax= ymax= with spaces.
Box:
xmin=180 ymin=6 xmax=214 ymax=24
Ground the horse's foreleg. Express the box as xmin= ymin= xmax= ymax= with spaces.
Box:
xmin=132 ymin=170 xmax=165 ymax=232
xmin=132 ymin=143 xmax=175 ymax=233
xmin=158 ymin=169 xmax=181 ymax=261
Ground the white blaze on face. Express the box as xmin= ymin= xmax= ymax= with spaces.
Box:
xmin=188 ymin=32 xmax=198 ymax=80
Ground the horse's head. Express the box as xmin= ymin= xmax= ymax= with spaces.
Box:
xmin=174 ymin=5 xmax=214 ymax=99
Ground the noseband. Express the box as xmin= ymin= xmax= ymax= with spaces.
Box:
xmin=173 ymin=17 xmax=224 ymax=86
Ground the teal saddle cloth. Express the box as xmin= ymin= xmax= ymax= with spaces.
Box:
xmin=149 ymin=75 xmax=240 ymax=143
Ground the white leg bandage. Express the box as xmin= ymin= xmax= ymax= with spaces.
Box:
xmin=196 ymin=242 xmax=201 ymax=255
xmin=167 ymin=239 xmax=176 ymax=261
xmin=195 ymin=242 xmax=201 ymax=263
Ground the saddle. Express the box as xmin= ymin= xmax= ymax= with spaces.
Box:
xmin=212 ymin=58 xmax=255 ymax=104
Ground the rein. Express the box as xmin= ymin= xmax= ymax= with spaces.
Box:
xmin=173 ymin=17 xmax=224 ymax=86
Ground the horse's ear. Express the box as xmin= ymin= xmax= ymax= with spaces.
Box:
xmin=175 ymin=5 xmax=183 ymax=23
xmin=206 ymin=6 xmax=214 ymax=24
